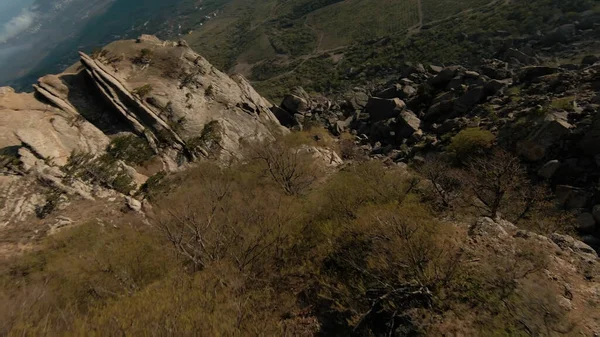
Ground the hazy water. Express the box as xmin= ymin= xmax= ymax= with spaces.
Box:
xmin=0 ymin=0 xmax=36 ymax=23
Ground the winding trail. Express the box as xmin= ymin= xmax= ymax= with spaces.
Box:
xmin=407 ymin=0 xmax=424 ymax=36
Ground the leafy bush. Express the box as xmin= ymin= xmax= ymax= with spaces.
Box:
xmin=447 ymin=127 xmax=495 ymax=160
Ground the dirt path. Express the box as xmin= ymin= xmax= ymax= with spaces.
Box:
xmin=304 ymin=16 xmax=325 ymax=53
xmin=407 ymin=0 xmax=424 ymax=36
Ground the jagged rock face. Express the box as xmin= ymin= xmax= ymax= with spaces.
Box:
xmin=74 ymin=37 xmax=283 ymax=159
xmin=0 ymin=86 xmax=109 ymax=166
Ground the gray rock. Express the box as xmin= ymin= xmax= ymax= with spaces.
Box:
xmin=551 ymin=233 xmax=598 ymax=258
xmin=272 ymin=106 xmax=296 ymax=127
xmin=365 ymin=97 xmax=406 ymax=122
xmin=538 ymin=160 xmax=561 ymax=179
xmin=400 ymin=85 xmax=416 ymax=99
xmin=484 ymin=79 xmax=512 ymax=95
xmin=577 ymin=213 xmax=596 ymax=233
xmin=555 ymin=185 xmax=589 ymax=210
xmin=582 ymin=55 xmax=600 ymax=66
xmin=580 ymin=115 xmax=600 ymax=155
xmin=542 ymin=24 xmax=576 ymax=45
xmin=480 ymin=63 xmax=512 ymax=80
xmin=582 ymin=235 xmax=600 ymax=248
xmin=454 ymin=86 xmax=486 ymax=113
xmin=436 ymin=118 xmax=467 ymax=134
xmin=345 ymin=91 xmax=369 ymax=110
xmin=281 ymin=94 xmax=309 ymax=114
xmin=517 ymin=114 xmax=572 ymax=161
xmin=427 ymin=65 xmax=443 ymax=74
xmin=397 ymin=110 xmax=421 ymax=138
xmin=126 ymin=196 xmax=143 ymax=213
xmin=430 ymin=66 xmax=463 ymax=87
xmin=464 ymin=70 xmax=480 ymax=78
xmin=518 ymin=66 xmax=559 ymax=82
xmin=446 ymin=76 xmax=464 ymax=91
xmin=425 ymin=100 xmax=455 ymax=122
xmin=432 ymin=91 xmax=456 ymax=105
xmin=505 ymin=48 xmax=539 ymax=65
xmin=469 ymin=217 xmax=517 ymax=238
xmin=375 ymin=84 xmax=400 ymax=99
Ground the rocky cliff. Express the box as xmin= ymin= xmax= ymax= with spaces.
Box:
xmin=0 ymin=35 xmax=285 ymax=234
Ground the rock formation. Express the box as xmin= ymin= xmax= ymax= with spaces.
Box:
xmin=0 ymin=35 xmax=287 ymax=230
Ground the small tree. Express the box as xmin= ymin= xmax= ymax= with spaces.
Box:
xmin=154 ymin=163 xmax=292 ymax=273
xmin=249 ymin=141 xmax=320 ymax=196
xmin=419 ymin=156 xmax=465 ymax=209
xmin=468 ymin=149 xmax=525 ymax=219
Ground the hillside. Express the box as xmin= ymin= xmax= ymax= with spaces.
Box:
xmin=244 ymin=0 xmax=600 ymax=100
xmin=1 ymin=0 xmax=600 ymax=335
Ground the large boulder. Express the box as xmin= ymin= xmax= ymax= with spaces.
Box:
xmin=454 ymin=86 xmax=486 ymax=113
xmin=397 ymin=110 xmax=421 ymax=139
xmin=537 ymin=160 xmax=561 ymax=179
xmin=517 ymin=113 xmax=572 ymax=161
xmin=281 ymin=94 xmax=309 ymax=114
xmin=577 ymin=213 xmax=596 ymax=233
xmin=518 ymin=66 xmax=559 ymax=82
xmin=555 ymin=185 xmax=590 ymax=210
xmin=365 ymin=97 xmax=406 ymax=122
xmin=429 ymin=66 xmax=462 ymax=88
xmin=0 ymin=87 xmax=109 ymax=166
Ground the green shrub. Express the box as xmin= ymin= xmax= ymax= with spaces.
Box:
xmin=133 ymin=48 xmax=153 ymax=65
xmin=549 ymin=96 xmax=575 ymax=111
xmin=35 ymin=189 xmax=64 ymax=219
xmin=107 ymin=135 xmax=155 ymax=166
xmin=132 ymin=84 xmax=153 ymax=98
xmin=187 ymin=120 xmax=223 ymax=157
xmin=448 ymin=127 xmax=495 ymax=160
xmin=0 ymin=146 xmax=22 ymax=173
xmin=62 ymin=152 xmax=136 ymax=195
xmin=137 ymin=171 xmax=168 ymax=201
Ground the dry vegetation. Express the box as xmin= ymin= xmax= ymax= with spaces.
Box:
xmin=0 ymin=134 xmax=584 ymax=336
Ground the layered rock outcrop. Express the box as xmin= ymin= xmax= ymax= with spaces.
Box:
xmin=0 ymin=35 xmax=287 ymax=229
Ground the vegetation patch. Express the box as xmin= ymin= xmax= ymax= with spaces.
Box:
xmin=447 ymin=127 xmax=495 ymax=160
xmin=187 ymin=120 xmax=223 ymax=158
xmin=107 ymin=135 xmax=155 ymax=166
xmin=549 ymin=96 xmax=576 ymax=111
xmin=0 ymin=149 xmax=576 ymax=335
xmin=62 ymin=152 xmax=136 ymax=195
xmin=132 ymin=84 xmax=153 ymax=98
